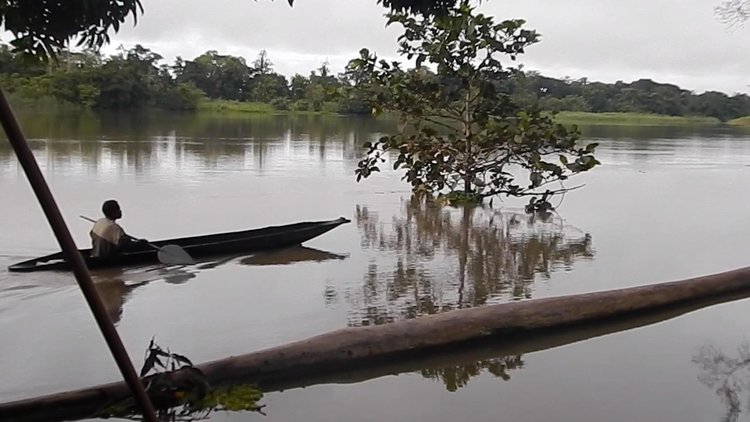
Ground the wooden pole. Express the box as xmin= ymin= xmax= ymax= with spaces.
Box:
xmin=0 ymin=88 xmax=158 ymax=422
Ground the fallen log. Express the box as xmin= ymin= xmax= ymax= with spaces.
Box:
xmin=5 ymin=266 xmax=750 ymax=421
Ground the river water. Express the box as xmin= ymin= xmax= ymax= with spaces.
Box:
xmin=1 ymin=111 xmax=750 ymax=421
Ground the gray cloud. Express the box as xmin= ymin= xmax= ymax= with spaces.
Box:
xmin=103 ymin=0 xmax=750 ymax=94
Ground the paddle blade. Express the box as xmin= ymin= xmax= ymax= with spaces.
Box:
xmin=157 ymin=245 xmax=195 ymax=265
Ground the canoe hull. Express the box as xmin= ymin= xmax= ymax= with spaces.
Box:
xmin=8 ymin=217 xmax=350 ymax=272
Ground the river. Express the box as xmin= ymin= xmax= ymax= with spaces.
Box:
xmin=1 ymin=111 xmax=750 ymax=421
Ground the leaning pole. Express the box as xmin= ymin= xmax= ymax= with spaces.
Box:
xmin=4 ymin=266 xmax=750 ymax=421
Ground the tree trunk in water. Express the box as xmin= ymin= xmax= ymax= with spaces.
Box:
xmin=463 ymin=88 xmax=472 ymax=193
xmin=5 ymin=266 xmax=750 ymax=421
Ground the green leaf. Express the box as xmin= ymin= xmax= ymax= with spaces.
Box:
xmin=140 ymin=354 xmax=163 ymax=377
xmin=170 ymin=352 xmax=193 ymax=367
xmin=530 ymin=172 xmax=542 ymax=187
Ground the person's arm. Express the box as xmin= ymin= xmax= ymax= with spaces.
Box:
xmin=118 ymin=229 xmax=148 ymax=249
xmin=111 ymin=226 xmax=144 ymax=252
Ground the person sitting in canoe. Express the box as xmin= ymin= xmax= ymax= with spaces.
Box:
xmin=90 ymin=200 xmax=146 ymax=258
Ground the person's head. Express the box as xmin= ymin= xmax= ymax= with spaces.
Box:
xmin=102 ymin=200 xmax=122 ymax=220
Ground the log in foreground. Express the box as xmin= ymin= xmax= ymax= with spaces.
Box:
xmin=5 ymin=266 xmax=750 ymax=421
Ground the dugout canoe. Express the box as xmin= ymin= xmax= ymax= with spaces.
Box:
xmin=8 ymin=217 xmax=350 ymax=272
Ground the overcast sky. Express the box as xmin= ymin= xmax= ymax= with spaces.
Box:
xmin=100 ymin=0 xmax=750 ymax=95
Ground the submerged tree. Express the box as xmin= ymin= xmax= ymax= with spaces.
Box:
xmin=347 ymin=1 xmax=599 ymax=209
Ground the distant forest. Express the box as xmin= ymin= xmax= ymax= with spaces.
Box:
xmin=1 ymin=43 xmax=748 ymax=121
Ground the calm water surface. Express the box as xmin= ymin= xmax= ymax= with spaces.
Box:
xmin=2 ymin=112 xmax=750 ymax=421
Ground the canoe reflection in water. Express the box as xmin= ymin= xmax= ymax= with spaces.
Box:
xmin=93 ymin=246 xmax=348 ymax=324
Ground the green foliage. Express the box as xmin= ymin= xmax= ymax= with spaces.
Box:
xmin=0 ymin=0 xmax=142 ymax=58
xmin=175 ymin=51 xmax=252 ymax=101
xmin=49 ymin=71 xmax=90 ymax=104
xmin=292 ymin=99 xmax=310 ymax=111
xmin=302 ymin=61 xmax=341 ymax=111
xmin=157 ymin=82 xmax=206 ymax=111
xmin=376 ymin=0 xmax=459 ymax=15
xmin=269 ymin=97 xmax=291 ymax=110
xmin=13 ymin=75 xmax=52 ymax=98
xmin=0 ymin=43 xmax=47 ymax=75
xmin=141 ymin=337 xmax=194 ymax=377
xmin=77 ymin=83 xmax=100 ymax=108
xmin=336 ymin=97 xmax=372 ymax=114
xmin=289 ymin=73 xmax=309 ymax=100
xmin=441 ymin=190 xmax=483 ymax=206
xmin=252 ymin=49 xmax=274 ymax=75
xmin=540 ymin=95 xmax=589 ymax=112
xmin=349 ymin=1 xmax=599 ymax=209
xmin=201 ymin=385 xmax=265 ymax=413
xmin=1 ymin=36 xmax=745 ymax=120
xmin=513 ymin=74 xmax=750 ymax=122
xmin=0 ymin=43 xmax=350 ymax=113
xmin=250 ymin=73 xmax=289 ymax=102
xmin=92 ymin=50 xmax=158 ymax=109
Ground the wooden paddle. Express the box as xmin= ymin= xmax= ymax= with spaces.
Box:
xmin=80 ymin=215 xmax=194 ymax=265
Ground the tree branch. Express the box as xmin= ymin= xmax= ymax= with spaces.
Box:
xmin=480 ymin=184 xmax=585 ymax=199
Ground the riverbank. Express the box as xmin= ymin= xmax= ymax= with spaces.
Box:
xmin=197 ymin=103 xmax=731 ymax=127
xmin=6 ymin=94 xmax=747 ymax=127
xmin=553 ymin=111 xmax=722 ymax=126
xmin=728 ymin=116 xmax=750 ymax=127
xmin=195 ymin=103 xmax=734 ymax=128
xmin=197 ymin=99 xmax=343 ymax=115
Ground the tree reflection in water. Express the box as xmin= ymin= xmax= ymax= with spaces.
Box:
xmin=350 ymin=197 xmax=594 ymax=390
xmin=693 ymin=343 xmax=750 ymax=422
xmin=420 ymin=355 xmax=525 ymax=392
xmin=352 ymin=197 xmax=595 ymax=326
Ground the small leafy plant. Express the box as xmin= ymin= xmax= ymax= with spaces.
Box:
xmin=99 ymin=338 xmax=265 ymax=421
xmin=141 ymin=337 xmax=195 ymax=377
